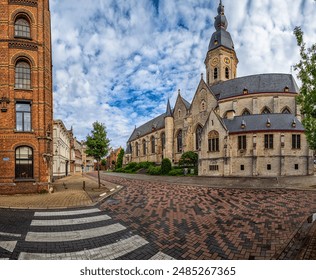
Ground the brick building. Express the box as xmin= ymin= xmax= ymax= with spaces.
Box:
xmin=106 ymin=147 xmax=122 ymax=170
xmin=0 ymin=0 xmax=53 ymax=194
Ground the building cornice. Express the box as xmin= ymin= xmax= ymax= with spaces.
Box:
xmin=8 ymin=0 xmax=38 ymax=7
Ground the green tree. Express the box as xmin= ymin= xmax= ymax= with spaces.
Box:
xmin=116 ymin=148 xmax=125 ymax=169
xmin=85 ymin=122 xmax=110 ymax=188
xmin=161 ymin=158 xmax=172 ymax=175
xmin=294 ymin=26 xmax=316 ymax=150
xmin=179 ymin=151 xmax=198 ymax=167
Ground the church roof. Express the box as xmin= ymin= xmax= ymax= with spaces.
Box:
xmin=127 ymin=113 xmax=166 ymax=142
xmin=181 ymin=96 xmax=191 ymax=110
xmin=210 ymin=73 xmax=299 ymax=100
xmin=223 ymin=114 xmax=305 ymax=134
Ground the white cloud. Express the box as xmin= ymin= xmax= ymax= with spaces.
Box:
xmin=50 ymin=0 xmax=316 ymax=149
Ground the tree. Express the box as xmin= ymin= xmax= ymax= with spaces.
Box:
xmin=116 ymin=148 xmax=125 ymax=169
xmin=161 ymin=158 xmax=172 ymax=175
xmin=85 ymin=122 xmax=110 ymax=188
xmin=179 ymin=151 xmax=199 ymax=167
xmin=293 ymin=26 xmax=316 ymax=150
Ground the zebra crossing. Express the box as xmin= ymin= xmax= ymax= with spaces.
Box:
xmin=17 ymin=207 xmax=174 ymax=260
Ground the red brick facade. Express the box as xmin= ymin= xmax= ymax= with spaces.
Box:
xmin=0 ymin=0 xmax=53 ymax=194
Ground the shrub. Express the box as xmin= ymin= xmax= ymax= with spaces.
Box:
xmin=115 ymin=168 xmax=123 ymax=173
xmin=161 ymin=158 xmax=172 ymax=175
xmin=179 ymin=151 xmax=198 ymax=167
xmin=125 ymin=162 xmax=138 ymax=170
xmin=137 ymin=161 xmax=155 ymax=169
xmin=147 ymin=166 xmax=161 ymax=175
xmin=168 ymin=169 xmax=183 ymax=176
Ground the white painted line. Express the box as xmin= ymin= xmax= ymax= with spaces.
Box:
xmin=19 ymin=235 xmax=148 ymax=260
xmin=0 ymin=241 xmax=17 ymax=253
xmin=31 ymin=214 xmax=111 ymax=226
xmin=34 ymin=208 xmax=100 ymax=217
xmin=0 ymin=232 xmax=21 ymax=238
xmin=99 ymin=192 xmax=107 ymax=197
xmin=150 ymin=251 xmax=175 ymax=260
xmin=0 ymin=258 xmax=9 ymax=260
xmin=25 ymin=223 xmax=125 ymax=242
xmin=110 ymin=188 xmax=115 ymax=192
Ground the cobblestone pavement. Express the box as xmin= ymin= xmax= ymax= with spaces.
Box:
xmin=0 ymin=172 xmax=315 ymax=260
xmin=95 ymin=172 xmax=316 ymax=260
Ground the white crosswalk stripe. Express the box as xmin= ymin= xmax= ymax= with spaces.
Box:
xmin=16 ymin=207 xmax=174 ymax=260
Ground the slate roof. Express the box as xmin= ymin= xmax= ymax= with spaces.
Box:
xmin=208 ymin=29 xmax=234 ymax=51
xmin=181 ymin=96 xmax=191 ymax=110
xmin=223 ymin=114 xmax=305 ymax=134
xmin=210 ymin=73 xmax=299 ymax=100
xmin=127 ymin=113 xmax=166 ymax=142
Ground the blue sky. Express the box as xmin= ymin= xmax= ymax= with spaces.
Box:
xmin=50 ymin=0 xmax=316 ymax=149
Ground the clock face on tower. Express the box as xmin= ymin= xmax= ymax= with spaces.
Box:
xmin=211 ymin=58 xmax=219 ymax=66
xmin=224 ymin=57 xmax=230 ymax=64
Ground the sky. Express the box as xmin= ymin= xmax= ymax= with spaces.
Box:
xmin=50 ymin=0 xmax=316 ymax=149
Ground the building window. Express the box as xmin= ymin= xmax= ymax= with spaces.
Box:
xmin=208 ymin=130 xmax=219 ymax=152
xmin=16 ymin=102 xmax=31 ymax=132
xmin=177 ymin=130 xmax=183 ymax=153
xmin=242 ymin=109 xmax=251 ymax=116
xmin=209 ymin=165 xmax=219 ymax=171
xmin=261 ymin=107 xmax=271 ymax=114
xmin=238 ymin=135 xmax=247 ymax=150
xmin=225 ymin=67 xmax=229 ymax=79
xmin=15 ymin=61 xmax=31 ymax=89
xmin=178 ymin=109 xmax=181 ymax=118
xmin=264 ymin=134 xmax=273 ymax=149
xmin=161 ymin=132 xmax=165 ymax=150
xmin=196 ymin=125 xmax=203 ymax=151
xmin=151 ymin=136 xmax=155 ymax=154
xmin=201 ymin=100 xmax=206 ymax=111
xmin=15 ymin=146 xmax=33 ymax=179
xmin=240 ymin=165 xmax=245 ymax=171
xmin=282 ymin=107 xmax=291 ymax=114
xmin=294 ymin=164 xmax=299 ymax=170
xmin=142 ymin=139 xmax=146 ymax=155
xmin=15 ymin=18 xmax=31 ymax=38
xmin=292 ymin=134 xmax=301 ymax=149
xmin=136 ymin=142 xmax=139 ymax=157
xmin=214 ymin=67 xmax=218 ymax=80
xmin=267 ymin=164 xmax=271 ymax=170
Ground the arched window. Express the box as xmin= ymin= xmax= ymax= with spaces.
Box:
xmin=282 ymin=107 xmax=291 ymax=114
xmin=15 ymin=146 xmax=33 ymax=179
xmin=196 ymin=125 xmax=203 ymax=151
xmin=161 ymin=132 xmax=165 ymax=150
xmin=214 ymin=68 xmax=218 ymax=80
xmin=15 ymin=17 xmax=31 ymax=38
xmin=225 ymin=67 xmax=229 ymax=79
xmin=200 ymin=100 xmax=206 ymax=111
xmin=261 ymin=107 xmax=271 ymax=114
xmin=208 ymin=130 xmax=219 ymax=152
xmin=177 ymin=130 xmax=183 ymax=153
xmin=142 ymin=139 xmax=146 ymax=155
xmin=15 ymin=61 xmax=31 ymax=89
xmin=178 ymin=109 xmax=181 ymax=118
xmin=242 ymin=109 xmax=251 ymax=116
xmin=136 ymin=142 xmax=139 ymax=157
xmin=151 ymin=136 xmax=155 ymax=154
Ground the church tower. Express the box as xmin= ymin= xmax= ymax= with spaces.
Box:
xmin=0 ymin=0 xmax=53 ymax=194
xmin=205 ymin=0 xmax=238 ymax=86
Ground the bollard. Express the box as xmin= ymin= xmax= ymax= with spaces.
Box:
xmin=83 ymin=180 xmax=85 ymax=191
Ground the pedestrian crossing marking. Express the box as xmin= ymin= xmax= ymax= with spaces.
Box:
xmin=19 ymin=235 xmax=148 ymax=260
xmin=34 ymin=208 xmax=100 ymax=217
xmin=0 ymin=241 xmax=17 ymax=253
xmin=31 ymin=214 xmax=111 ymax=226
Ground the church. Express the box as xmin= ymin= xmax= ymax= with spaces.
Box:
xmin=124 ymin=1 xmax=314 ymax=177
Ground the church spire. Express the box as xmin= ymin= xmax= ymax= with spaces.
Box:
xmin=165 ymin=99 xmax=173 ymax=117
xmin=214 ymin=0 xmax=228 ymax=31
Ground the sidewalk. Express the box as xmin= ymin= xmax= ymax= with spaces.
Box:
xmin=0 ymin=173 xmax=118 ymax=209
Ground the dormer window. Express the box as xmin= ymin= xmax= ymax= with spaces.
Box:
xmin=243 ymin=88 xmax=248 ymax=95
xmin=284 ymin=86 xmax=289 ymax=92
xmin=266 ymin=118 xmax=271 ymax=128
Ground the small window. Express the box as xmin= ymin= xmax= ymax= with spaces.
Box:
xmin=15 ymin=61 xmax=31 ymax=89
xmin=15 ymin=146 xmax=33 ymax=179
xmin=15 ymin=18 xmax=31 ymax=38
xmin=142 ymin=139 xmax=146 ymax=155
xmin=294 ymin=164 xmax=299 ymax=170
xmin=177 ymin=130 xmax=183 ymax=153
xmin=242 ymin=109 xmax=251 ymax=116
xmin=136 ymin=142 xmax=139 ymax=157
xmin=178 ymin=109 xmax=181 ymax=118
xmin=262 ymin=107 xmax=271 ymax=114
xmin=282 ymin=107 xmax=291 ymax=114
xmin=208 ymin=130 xmax=219 ymax=152
xmin=240 ymin=165 xmax=245 ymax=171
xmin=264 ymin=134 xmax=274 ymax=149
xmin=151 ymin=136 xmax=155 ymax=154
xmin=267 ymin=164 xmax=271 ymax=170
xmin=16 ymin=102 xmax=31 ymax=132
xmin=238 ymin=135 xmax=247 ymax=150
xmin=292 ymin=134 xmax=301 ymax=149
xmin=225 ymin=67 xmax=229 ymax=79
xmin=214 ymin=67 xmax=218 ymax=80
xmin=209 ymin=165 xmax=219 ymax=171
